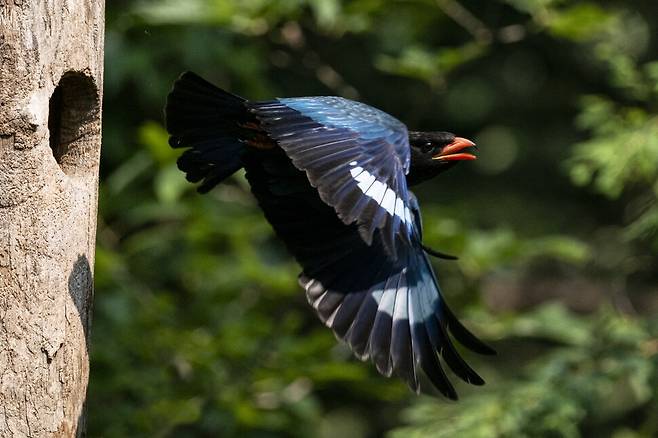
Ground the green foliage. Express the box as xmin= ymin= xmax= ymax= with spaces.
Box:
xmin=94 ymin=1 xmax=658 ymax=436
xmin=546 ymin=4 xmax=614 ymax=41
xmin=569 ymin=97 xmax=658 ymax=198
xmin=565 ymin=14 xmax=658 ymax=253
xmin=377 ymin=43 xmax=487 ymax=87
xmin=393 ymin=307 xmax=658 ymax=438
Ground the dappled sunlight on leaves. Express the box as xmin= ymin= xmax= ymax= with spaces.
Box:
xmin=92 ymin=0 xmax=658 ymax=436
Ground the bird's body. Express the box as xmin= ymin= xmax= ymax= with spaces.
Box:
xmin=165 ymin=72 xmax=494 ymax=398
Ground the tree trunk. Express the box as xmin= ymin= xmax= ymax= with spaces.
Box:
xmin=0 ymin=1 xmax=104 ymax=436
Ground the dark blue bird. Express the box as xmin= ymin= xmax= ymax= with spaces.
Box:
xmin=165 ymin=72 xmax=495 ymax=399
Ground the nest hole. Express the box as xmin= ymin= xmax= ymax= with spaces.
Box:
xmin=48 ymin=72 xmax=100 ymax=176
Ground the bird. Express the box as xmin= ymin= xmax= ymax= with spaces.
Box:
xmin=164 ymin=71 xmax=495 ymax=399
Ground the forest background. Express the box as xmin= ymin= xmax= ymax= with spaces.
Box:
xmin=91 ymin=1 xmax=658 ymax=436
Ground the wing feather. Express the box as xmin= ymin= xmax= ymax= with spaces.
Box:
xmin=292 ymin=198 xmax=494 ymax=398
xmin=249 ymin=98 xmax=413 ymax=257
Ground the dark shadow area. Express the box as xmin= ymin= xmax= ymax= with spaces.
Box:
xmin=68 ymin=255 xmax=94 ymax=437
xmin=68 ymin=254 xmax=93 ymax=349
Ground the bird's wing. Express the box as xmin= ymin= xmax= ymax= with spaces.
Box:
xmin=298 ymin=193 xmax=495 ymax=398
xmin=248 ymin=97 xmax=412 ymax=257
xmin=242 ymin=143 xmax=495 ymax=397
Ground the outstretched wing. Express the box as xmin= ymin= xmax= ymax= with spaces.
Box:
xmin=243 ymin=142 xmax=495 ymax=398
xmin=248 ymin=97 xmax=413 ymax=257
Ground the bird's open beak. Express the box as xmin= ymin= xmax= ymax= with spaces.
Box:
xmin=432 ymin=137 xmax=477 ymax=161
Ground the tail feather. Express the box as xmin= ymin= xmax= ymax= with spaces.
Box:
xmin=165 ymin=72 xmax=249 ymax=193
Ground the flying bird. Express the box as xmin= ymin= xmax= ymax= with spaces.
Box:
xmin=165 ymin=72 xmax=495 ymax=399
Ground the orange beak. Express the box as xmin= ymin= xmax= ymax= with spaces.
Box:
xmin=432 ymin=137 xmax=477 ymax=161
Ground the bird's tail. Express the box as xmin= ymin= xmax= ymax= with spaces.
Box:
xmin=165 ymin=72 xmax=249 ymax=193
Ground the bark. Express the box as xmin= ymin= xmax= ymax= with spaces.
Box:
xmin=0 ymin=1 xmax=104 ymax=436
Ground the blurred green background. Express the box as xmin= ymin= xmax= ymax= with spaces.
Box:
xmin=92 ymin=1 xmax=658 ymax=436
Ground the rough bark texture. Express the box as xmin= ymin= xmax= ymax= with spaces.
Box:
xmin=0 ymin=1 xmax=104 ymax=436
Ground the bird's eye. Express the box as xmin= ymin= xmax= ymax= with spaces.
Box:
xmin=421 ymin=142 xmax=433 ymax=153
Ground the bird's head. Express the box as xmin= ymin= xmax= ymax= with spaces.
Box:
xmin=407 ymin=131 xmax=477 ymax=186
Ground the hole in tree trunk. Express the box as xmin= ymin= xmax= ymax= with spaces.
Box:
xmin=48 ymin=72 xmax=100 ymax=176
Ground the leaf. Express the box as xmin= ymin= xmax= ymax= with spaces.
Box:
xmin=154 ymin=163 xmax=189 ymax=203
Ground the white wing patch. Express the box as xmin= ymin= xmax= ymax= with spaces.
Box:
xmin=380 ymin=189 xmax=397 ymax=216
xmin=354 ymin=170 xmax=376 ymax=194
xmin=349 ymin=164 xmax=412 ymax=227
xmin=365 ymin=179 xmax=387 ymax=204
